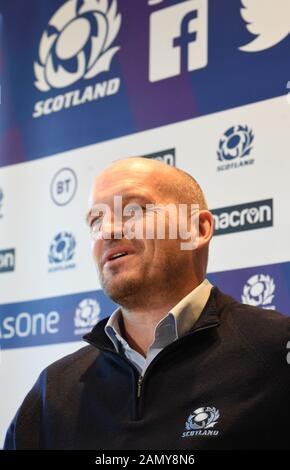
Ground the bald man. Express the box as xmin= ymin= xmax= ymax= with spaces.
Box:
xmin=4 ymin=158 xmax=290 ymax=450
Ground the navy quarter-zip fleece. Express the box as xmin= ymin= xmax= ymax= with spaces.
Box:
xmin=4 ymin=288 xmax=290 ymax=450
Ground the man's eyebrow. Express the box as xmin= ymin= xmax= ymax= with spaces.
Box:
xmin=85 ymin=194 xmax=155 ymax=225
xmin=122 ymin=193 xmax=154 ymax=204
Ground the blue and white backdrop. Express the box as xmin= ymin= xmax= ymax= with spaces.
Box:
xmin=0 ymin=0 xmax=290 ymax=446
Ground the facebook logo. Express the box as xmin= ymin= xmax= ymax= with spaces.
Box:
xmin=149 ymin=0 xmax=208 ymax=82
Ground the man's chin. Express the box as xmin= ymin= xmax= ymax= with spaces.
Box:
xmin=101 ymin=275 xmax=142 ymax=304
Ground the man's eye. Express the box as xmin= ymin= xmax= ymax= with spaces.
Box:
xmin=125 ymin=204 xmax=146 ymax=212
xmin=90 ymin=218 xmax=102 ymax=229
xmin=126 ymin=204 xmax=141 ymax=211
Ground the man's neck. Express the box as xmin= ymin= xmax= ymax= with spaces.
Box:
xmin=119 ymin=281 xmax=203 ymax=357
xmin=119 ymin=307 xmax=168 ymax=357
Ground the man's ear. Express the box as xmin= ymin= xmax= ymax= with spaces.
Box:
xmin=198 ymin=210 xmax=214 ymax=250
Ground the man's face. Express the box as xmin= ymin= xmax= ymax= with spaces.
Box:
xmin=87 ymin=162 xmax=194 ymax=307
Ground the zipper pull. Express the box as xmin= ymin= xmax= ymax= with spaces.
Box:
xmin=137 ymin=375 xmax=143 ymax=398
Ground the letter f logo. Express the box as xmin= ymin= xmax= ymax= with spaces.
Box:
xmin=149 ymin=0 xmax=208 ymax=82
xmin=173 ymin=10 xmax=198 ymax=74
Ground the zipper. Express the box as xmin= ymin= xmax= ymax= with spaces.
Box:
xmin=84 ymin=322 xmax=219 ymax=419
xmin=136 ymin=322 xmax=219 ymax=383
xmin=137 ymin=375 xmax=143 ymax=399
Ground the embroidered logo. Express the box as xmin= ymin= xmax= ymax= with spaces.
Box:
xmin=182 ymin=406 xmax=220 ymax=437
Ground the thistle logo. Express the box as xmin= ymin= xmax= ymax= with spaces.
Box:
xmin=33 ymin=0 xmax=121 ymax=118
xmin=74 ymin=298 xmax=100 ymax=335
xmin=48 ymin=231 xmax=76 ymax=272
xmin=242 ymin=274 xmax=276 ymax=310
xmin=217 ymin=125 xmax=254 ymax=171
xmin=239 ymin=0 xmax=290 ymax=52
xmin=34 ymin=0 xmax=121 ymax=90
xmin=149 ymin=0 xmax=208 ymax=82
xmin=182 ymin=406 xmax=220 ymax=438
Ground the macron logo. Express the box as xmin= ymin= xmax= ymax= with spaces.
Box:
xmin=149 ymin=0 xmax=208 ymax=82
xmin=0 ymin=249 xmax=15 ymax=273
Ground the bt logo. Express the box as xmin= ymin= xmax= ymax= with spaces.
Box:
xmin=50 ymin=168 xmax=77 ymax=206
xmin=149 ymin=0 xmax=208 ymax=82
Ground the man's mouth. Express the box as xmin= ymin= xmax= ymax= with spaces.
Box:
xmin=108 ymin=251 xmax=128 ymax=261
xmin=102 ymin=247 xmax=136 ymax=267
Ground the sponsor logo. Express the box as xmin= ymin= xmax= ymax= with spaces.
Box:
xmin=0 ymin=311 xmax=59 ymax=340
xmin=48 ymin=232 xmax=76 ymax=272
xmin=143 ymin=148 xmax=176 ymax=166
xmin=149 ymin=0 xmax=208 ymax=82
xmin=242 ymin=274 xmax=276 ymax=309
xmin=50 ymin=167 xmax=77 ymax=206
xmin=212 ymin=199 xmax=273 ymax=235
xmin=74 ymin=298 xmax=100 ymax=335
xmin=0 ymin=188 xmax=3 ymax=218
xmin=33 ymin=0 xmax=121 ymax=117
xmin=0 ymin=249 xmax=15 ymax=273
xmin=0 ymin=289 xmax=113 ymax=349
xmin=239 ymin=0 xmax=290 ymax=52
xmin=182 ymin=406 xmax=220 ymax=438
xmin=217 ymin=125 xmax=254 ymax=172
